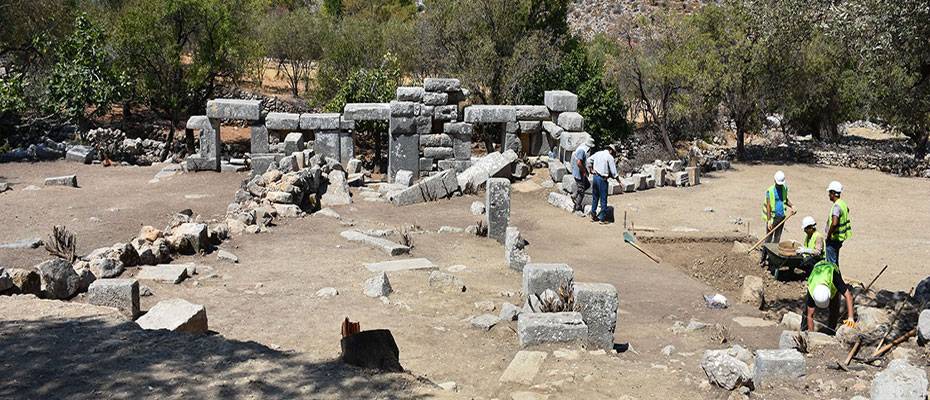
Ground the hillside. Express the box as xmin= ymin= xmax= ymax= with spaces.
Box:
xmin=567 ymin=0 xmax=716 ymax=38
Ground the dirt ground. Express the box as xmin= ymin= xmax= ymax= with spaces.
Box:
xmin=1 ymin=159 xmax=928 ymax=399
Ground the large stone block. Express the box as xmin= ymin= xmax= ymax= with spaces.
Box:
xmin=265 ymin=112 xmax=300 ymax=131
xmin=505 ymin=227 xmax=530 ymax=272
xmin=542 ymin=121 xmax=564 ymax=138
xmin=456 ymin=150 xmax=518 ymax=193
xmin=423 ymin=78 xmax=461 ymax=92
xmin=88 ymin=278 xmax=140 ymax=319
xmin=544 ymin=91 xmax=578 ymax=112
xmin=519 ymin=121 xmax=542 ymax=134
xmin=250 ymin=123 xmax=269 ymax=154
xmin=390 ymin=101 xmax=417 ymax=118
xmin=557 ymin=112 xmax=584 ymax=132
xmin=548 ymin=160 xmax=569 ymax=183
xmin=166 ymin=223 xmax=209 ymax=255
xmin=559 ymin=131 xmax=592 ymax=152
xmin=206 ymin=99 xmax=261 ymax=120
xmin=415 ymin=115 xmax=432 ymax=135
xmin=395 ymin=86 xmax=424 ymax=102
xmin=434 ymin=105 xmax=458 ymax=121
xmin=464 ymin=106 xmax=516 ymax=123
xmin=528 ymin=131 xmax=551 ymax=156
xmin=136 ymin=298 xmax=208 ymax=333
xmin=753 ymin=349 xmax=806 ymax=386
xmin=871 ymin=359 xmax=929 ymax=400
xmin=339 ymin=131 xmax=354 ymax=163
xmin=390 ymin=169 xmax=459 ymax=206
xmin=343 ymin=103 xmax=391 ymax=121
xmin=517 ymin=312 xmax=588 ymax=347
xmin=283 ymin=132 xmax=305 ymax=155
xmin=522 ymin=263 xmax=573 ymax=299
xmin=389 ymin=117 xmax=416 ymax=136
xmin=420 ymin=134 xmax=453 ymax=147
xmin=389 ymin=132 xmax=420 ymax=181
xmin=300 ymin=113 xmax=341 ymax=130
xmin=515 ymin=105 xmax=552 ymax=121
xmin=315 ymin=130 xmax=341 ymax=162
xmin=486 ymin=178 xmax=511 ymax=244
xmin=44 ymin=175 xmax=78 ymax=187
xmin=423 ymin=147 xmax=453 ymax=160
xmin=423 ymin=92 xmax=448 ymax=106
xmin=547 ymin=192 xmax=574 ymax=211
xmin=572 ymin=282 xmax=619 ymax=350
xmin=66 ymin=145 xmax=95 ymax=164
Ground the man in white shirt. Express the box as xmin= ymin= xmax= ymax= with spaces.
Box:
xmin=586 ymin=145 xmax=618 ymax=223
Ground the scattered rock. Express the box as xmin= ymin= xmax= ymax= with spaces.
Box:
xmin=315 ymin=208 xmax=341 ymax=219
xmin=135 ymin=298 xmax=208 ymax=333
xmin=500 ymin=302 xmax=521 ymax=321
xmin=470 ymin=201 xmax=486 ymax=215
xmin=139 ymin=284 xmax=154 ymax=296
xmin=0 ymin=238 xmax=44 ymax=249
xmin=780 ymin=311 xmax=802 ymax=330
xmin=136 ymin=265 xmax=188 ymax=284
xmin=438 ymin=226 xmax=463 ymax=233
xmin=7 ymin=268 xmax=41 ymax=295
xmin=856 ymin=305 xmax=891 ymax=333
xmin=704 ymin=293 xmax=728 ymax=309
xmin=315 ymin=287 xmax=339 ymax=297
xmin=217 ymin=250 xmax=239 ymax=263
xmin=470 ymin=314 xmax=499 ymax=330
xmin=661 ymin=345 xmax=676 ymax=356
xmin=89 ymin=258 xmax=124 ymax=279
xmin=36 ymin=259 xmax=81 ymax=299
xmin=475 ymin=300 xmax=496 ymax=312
xmin=740 ymin=275 xmax=764 ymax=308
xmin=166 ymin=223 xmax=209 ymax=255
xmin=701 ymin=348 xmax=752 ymax=390
xmin=427 ymin=271 xmax=466 ymax=293
xmin=363 ymin=272 xmax=392 ymax=298
xmin=437 ymin=381 xmax=457 ymax=392
xmin=0 ymin=268 xmax=13 ymax=292
xmin=870 ymin=359 xmax=928 ymax=400
xmin=918 ymin=309 xmax=930 ymax=344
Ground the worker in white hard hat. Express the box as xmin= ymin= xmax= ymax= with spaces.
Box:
xmin=797 ymin=216 xmax=824 ymax=271
xmin=761 ymin=170 xmax=794 ymax=244
xmin=802 ymin=259 xmax=856 ymax=333
xmin=825 ymin=181 xmax=852 ymax=265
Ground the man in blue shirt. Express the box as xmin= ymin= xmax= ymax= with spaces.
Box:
xmin=570 ymin=138 xmax=594 ymax=212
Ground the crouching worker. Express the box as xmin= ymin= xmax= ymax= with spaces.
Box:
xmin=797 ymin=216 xmax=824 ymax=273
xmin=802 ymin=260 xmax=856 ymax=333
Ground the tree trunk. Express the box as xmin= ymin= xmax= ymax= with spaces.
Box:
xmin=658 ymin=124 xmax=674 ymax=156
xmin=161 ymin=111 xmax=179 ymax=162
xmin=915 ymin=129 xmax=929 ymax=160
xmin=736 ymin=124 xmax=746 ymax=160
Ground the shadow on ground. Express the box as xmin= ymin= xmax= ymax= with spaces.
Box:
xmin=0 ymin=315 xmax=429 ymax=400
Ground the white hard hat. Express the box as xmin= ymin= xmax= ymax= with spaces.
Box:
xmin=827 ymin=181 xmax=843 ymax=193
xmin=802 ymin=216 xmax=816 ymax=229
xmin=774 ymin=171 xmax=786 ymax=185
xmin=812 ymin=284 xmax=831 ymax=308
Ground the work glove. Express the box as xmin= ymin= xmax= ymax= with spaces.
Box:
xmin=842 ymin=319 xmax=857 ymax=329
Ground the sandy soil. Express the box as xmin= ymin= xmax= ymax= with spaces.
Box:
xmin=1 ymin=160 xmax=927 ymax=399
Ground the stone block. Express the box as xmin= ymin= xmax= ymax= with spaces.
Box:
xmin=44 ymin=175 xmax=78 ymax=187
xmin=428 ymin=271 xmax=466 ymax=293
xmin=341 ymin=230 xmax=410 ymax=256
xmin=778 ymin=330 xmax=836 ymax=350
xmin=283 ymin=132 xmax=305 ymax=155
xmin=559 ymin=131 xmax=592 ymax=153
xmin=420 ymin=134 xmax=452 ymax=147
xmin=456 ymin=150 xmax=517 ymax=193
xmin=572 ymin=282 xmax=619 ymax=350
xmin=339 ymin=131 xmax=354 ymax=163
xmin=390 ymin=101 xmax=417 ymax=118
xmin=671 ymin=171 xmax=689 ymax=187
xmin=66 ymin=145 xmax=95 ymax=164
xmin=669 ymin=160 xmax=684 ymax=172
xmin=423 ymin=147 xmax=454 ymax=160
xmin=314 ymin=130 xmax=341 ymax=162
xmin=419 ymin=157 xmax=433 ymax=172
xmin=389 ymin=117 xmax=416 ymax=136
xmin=321 ymin=170 xmax=352 ymax=206
xmin=557 ymin=112 xmax=584 ymax=132
xmin=250 ymin=123 xmax=269 ymax=154
xmin=544 ymin=91 xmax=578 ymax=112
xmin=423 ymin=78 xmax=461 ymax=92
xmin=505 ymin=227 xmax=530 ymax=272
xmin=394 ymin=170 xmax=415 ymax=187
xmin=654 ymin=168 xmax=667 ymax=187
xmin=250 ymin=153 xmax=277 ymax=176
xmin=499 ymin=351 xmax=547 ymax=385
xmin=753 ymin=349 xmax=806 ymax=386
xmin=365 ymin=258 xmax=436 ymax=273
xmin=444 ymin=122 xmax=474 ymax=138
xmin=343 ymin=103 xmax=391 ymax=121
xmin=528 ymin=131 xmax=551 ymax=156
xmin=364 ymin=272 xmax=393 ymax=297
xmin=167 ymin=222 xmax=209 ymax=254
xmin=390 ymin=169 xmax=459 ymax=206
xmin=740 ymin=275 xmax=765 ymax=308
xmin=395 ymin=86 xmax=424 ymax=102
xmin=547 ymin=192 xmax=574 ymax=211
xmin=871 ymin=359 xmax=928 ymax=400
xmin=632 ymin=174 xmax=647 ymax=190
xmin=137 ymin=265 xmax=188 ymax=284
xmin=423 ymin=92 xmax=448 ymax=106
xmin=136 ymin=298 xmax=208 ymax=333
xmin=36 ymin=259 xmax=80 ymax=299
xmin=206 ymin=99 xmax=261 ymax=120
xmin=300 ymin=113 xmax=341 ymax=130
xmin=701 ymin=348 xmax=752 ymax=390
xmin=542 ymin=121 xmax=564 ymax=138
xmin=186 ymin=115 xmax=210 ymax=130
xmin=515 ymin=105 xmax=552 ymax=121
xmin=88 ymin=278 xmax=140 ymax=319
xmin=522 ymin=263 xmax=573 ymax=299
xmin=686 ymin=166 xmax=700 ymax=185
xmin=486 ymin=178 xmax=511 ymax=244
xmin=414 ymin=115 xmax=432 ymax=135
xmin=517 ymin=312 xmax=588 ymax=347
xmin=339 ymin=117 xmax=355 ymax=131
xmin=265 ymin=112 xmax=300 ymax=131
xmin=518 ymin=121 xmax=542 ymax=134
xmin=464 ymin=106 xmax=516 ymax=123
xmin=548 ymin=160 xmax=568 ymax=183
xmin=434 ymin=105 xmax=458 ymax=121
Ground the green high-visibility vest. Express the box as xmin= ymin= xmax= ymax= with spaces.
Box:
xmin=804 ymin=231 xmax=822 ymax=252
xmin=761 ymin=185 xmax=788 ymax=222
xmin=808 ymin=260 xmax=838 ymax=298
xmin=827 ymin=199 xmax=852 ymax=242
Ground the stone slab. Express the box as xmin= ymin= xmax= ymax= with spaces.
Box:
xmin=135 ymin=298 xmax=208 ymax=333
xmin=265 ymin=112 xmax=300 ymax=131
xmin=464 ymin=105 xmax=516 ymax=123
xmin=753 ymin=349 xmax=806 ymax=386
xmin=343 ymin=103 xmax=391 ymax=121
xmin=206 ymin=99 xmax=261 ymax=121
xmin=499 ymin=350 xmax=548 ymax=385
xmin=456 ymin=150 xmax=518 ymax=193
xmin=44 ymin=175 xmax=78 ymax=187
xmin=515 ymin=105 xmax=552 ymax=121
xmin=423 ymin=78 xmax=461 ymax=92
xmin=390 ymin=169 xmax=459 ymax=206
xmin=365 ymin=258 xmax=437 ymax=273
xmin=300 ymin=113 xmax=341 ymax=131
xmin=544 ymin=91 xmax=578 ymax=112
xmin=517 ymin=312 xmax=588 ymax=347
xmin=340 ymin=230 xmax=410 ymax=256
xmin=136 ymin=265 xmax=188 ymax=284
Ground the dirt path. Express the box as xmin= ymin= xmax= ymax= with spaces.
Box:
xmin=1 ymin=160 xmax=924 ymax=399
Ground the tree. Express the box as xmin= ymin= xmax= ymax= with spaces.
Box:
xmin=610 ymin=12 xmax=700 ymax=155
xmin=113 ymin=0 xmax=261 ymax=159
xmin=837 ymin=0 xmax=930 ymax=158
xmin=45 ymin=14 xmax=126 ymax=130
xmin=261 ymin=8 xmax=324 ymax=97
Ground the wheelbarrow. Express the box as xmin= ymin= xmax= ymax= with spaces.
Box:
xmin=761 ymin=242 xmax=810 ymax=281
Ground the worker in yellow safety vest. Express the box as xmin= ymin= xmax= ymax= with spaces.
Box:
xmin=824 ymin=181 xmax=851 ymax=265
xmin=797 ymin=216 xmax=824 ymax=272
xmin=802 ymin=260 xmax=856 ymax=332
xmin=762 ymin=171 xmax=794 ymax=244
